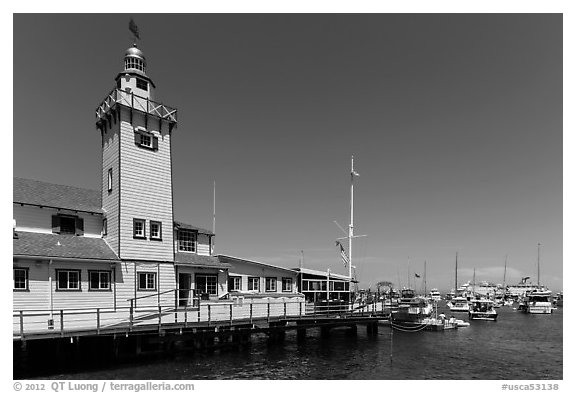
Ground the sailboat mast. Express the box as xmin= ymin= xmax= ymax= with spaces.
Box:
xmin=473 ymin=267 xmax=476 ymax=296
xmin=455 ymin=252 xmax=458 ymax=293
xmin=503 ymin=254 xmax=508 ymax=287
xmin=424 ymin=260 xmax=427 ymax=295
xmin=537 ymin=243 xmax=541 ymax=288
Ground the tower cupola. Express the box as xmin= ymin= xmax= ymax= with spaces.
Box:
xmin=115 ymin=44 xmax=155 ymax=100
xmin=124 ymin=44 xmax=147 ymax=74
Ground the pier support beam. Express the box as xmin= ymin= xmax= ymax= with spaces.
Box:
xmin=297 ymin=328 xmax=306 ymax=342
xmin=346 ymin=325 xmax=358 ymax=336
xmin=366 ymin=322 xmax=379 ymax=336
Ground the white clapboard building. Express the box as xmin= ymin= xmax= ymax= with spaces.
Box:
xmin=13 ymin=44 xmax=235 ymax=317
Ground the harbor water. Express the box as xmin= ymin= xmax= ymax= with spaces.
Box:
xmin=45 ymin=304 xmax=562 ymax=380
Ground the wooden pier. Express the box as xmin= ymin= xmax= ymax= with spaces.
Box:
xmin=13 ymin=301 xmax=390 ymax=378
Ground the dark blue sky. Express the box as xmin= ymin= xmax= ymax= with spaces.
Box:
xmin=13 ymin=14 xmax=563 ymax=292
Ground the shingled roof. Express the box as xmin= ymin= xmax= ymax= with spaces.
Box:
xmin=174 ymin=252 xmax=230 ymax=268
xmin=174 ymin=221 xmax=213 ymax=235
xmin=13 ymin=231 xmax=119 ymax=261
xmin=13 ymin=177 xmax=102 ymax=214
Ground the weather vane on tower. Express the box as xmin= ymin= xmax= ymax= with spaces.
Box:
xmin=129 ymin=18 xmax=140 ymax=41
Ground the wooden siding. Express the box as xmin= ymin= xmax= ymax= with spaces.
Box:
xmin=177 ymin=266 xmax=227 ymax=296
xmin=13 ymin=260 xmax=50 ymax=311
xmin=101 ymin=122 xmax=120 ymax=254
xmin=115 ymin=261 xmax=176 ymax=309
xmin=118 ymin=109 xmax=174 ymax=261
xmin=197 ymin=234 xmax=211 ymax=256
xmin=13 ymin=204 xmax=102 ymax=238
xmin=13 ymin=259 xmax=177 ymax=312
xmin=13 ymin=259 xmax=115 ymax=311
xmin=226 ymin=260 xmax=298 ymax=295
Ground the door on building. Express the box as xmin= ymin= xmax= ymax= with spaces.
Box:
xmin=178 ymin=273 xmax=192 ymax=307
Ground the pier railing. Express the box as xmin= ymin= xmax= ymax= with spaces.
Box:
xmin=13 ymin=296 xmax=300 ymax=340
xmin=13 ymin=296 xmax=391 ymax=340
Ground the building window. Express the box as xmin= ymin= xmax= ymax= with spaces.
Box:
xmin=52 ymin=215 xmax=84 ymax=236
xmin=136 ymin=78 xmax=148 ymax=91
xmin=138 ymin=272 xmax=156 ymax=291
xmin=196 ymin=274 xmax=218 ymax=295
xmin=56 ymin=270 xmax=81 ymax=291
xmin=133 ymin=218 xmax=146 ymax=239
xmin=108 ymin=168 xmax=113 ymax=192
xmin=248 ymin=277 xmax=259 ymax=292
xmin=89 ymin=271 xmax=111 ymax=291
xmin=229 ymin=276 xmax=242 ymax=291
xmin=134 ymin=129 xmax=158 ymax=150
xmin=140 ymin=133 xmax=152 ymax=147
xmin=265 ymin=277 xmax=277 ymax=292
xmin=13 ymin=268 xmax=29 ymax=291
xmin=282 ymin=278 xmax=293 ymax=292
xmin=102 ymin=218 xmax=108 ymax=236
xmin=150 ymin=221 xmax=162 ymax=240
xmin=178 ymin=229 xmax=196 ymax=252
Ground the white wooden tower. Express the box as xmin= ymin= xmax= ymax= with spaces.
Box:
xmin=96 ymin=44 xmax=178 ymax=261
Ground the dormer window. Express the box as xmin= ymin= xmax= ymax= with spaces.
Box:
xmin=178 ymin=229 xmax=196 ymax=252
xmin=52 ymin=214 xmax=84 ymax=236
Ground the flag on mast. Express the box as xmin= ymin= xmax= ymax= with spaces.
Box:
xmin=335 ymin=241 xmax=350 ymax=267
xmin=414 ymin=273 xmax=421 ymax=278
xmin=129 ymin=18 xmax=141 ymax=40
xmin=352 ymin=170 xmax=360 ymax=177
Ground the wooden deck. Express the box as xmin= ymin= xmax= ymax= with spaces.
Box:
xmin=14 ymin=300 xmax=390 ymax=342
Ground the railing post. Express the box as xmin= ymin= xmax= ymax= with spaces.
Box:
xmin=208 ymin=305 xmax=211 ymax=326
xmin=299 ymin=301 xmax=302 ymax=317
xmin=129 ymin=299 xmax=134 ymax=330
xmin=96 ymin=308 xmax=100 ymax=335
xmin=267 ymin=302 xmax=270 ymax=323
xmin=249 ymin=303 xmax=253 ymax=324
xmin=158 ymin=306 xmax=162 ymax=330
xmin=184 ymin=304 xmax=188 ymax=328
xmin=60 ymin=310 xmax=64 ymax=336
xmin=230 ymin=303 xmax=233 ymax=326
xmin=284 ymin=300 xmax=287 ymax=319
xmin=197 ymin=302 xmax=201 ymax=323
xmin=19 ymin=311 xmax=24 ymax=339
xmin=175 ymin=288 xmax=178 ymax=311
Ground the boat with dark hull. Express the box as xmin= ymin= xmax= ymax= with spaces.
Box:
xmin=390 ymin=288 xmax=433 ymax=326
xmin=468 ymin=298 xmax=498 ymax=321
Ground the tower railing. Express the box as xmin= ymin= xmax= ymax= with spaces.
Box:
xmin=95 ymin=88 xmax=177 ymax=125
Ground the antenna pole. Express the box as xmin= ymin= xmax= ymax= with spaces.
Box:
xmin=349 ymin=155 xmax=354 ymax=281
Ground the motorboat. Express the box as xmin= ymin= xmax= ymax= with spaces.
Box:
xmin=391 ymin=288 xmax=433 ymax=326
xmin=518 ymin=289 xmax=553 ymax=314
xmin=447 ymin=296 xmax=470 ymax=312
xmin=468 ymin=298 xmax=498 ymax=321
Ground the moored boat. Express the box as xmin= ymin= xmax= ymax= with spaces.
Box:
xmin=468 ymin=298 xmax=498 ymax=321
xmin=428 ymin=288 xmax=441 ymax=302
xmin=391 ymin=288 xmax=433 ymax=326
xmin=553 ymin=292 xmax=563 ymax=307
xmin=519 ymin=289 xmax=553 ymax=314
xmin=447 ymin=296 xmax=470 ymax=312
